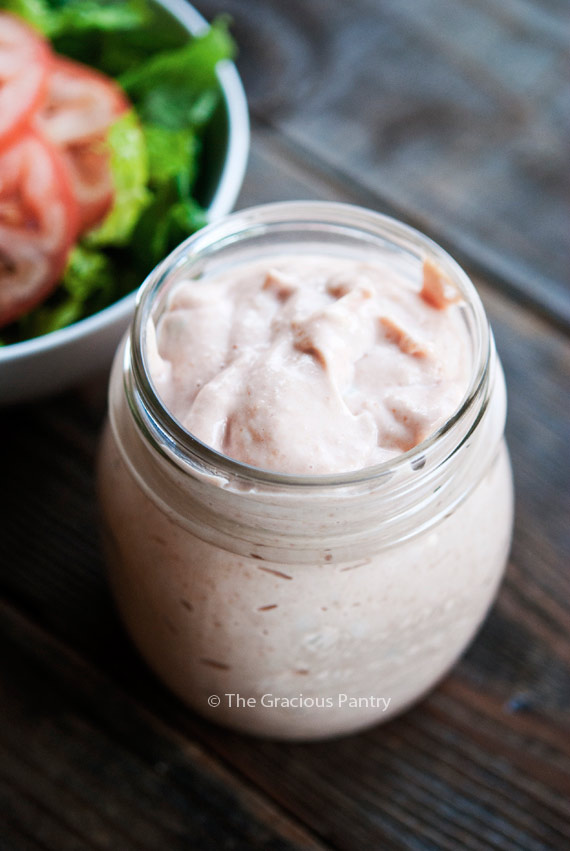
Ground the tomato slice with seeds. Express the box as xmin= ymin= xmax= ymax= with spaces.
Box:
xmin=0 ymin=133 xmax=79 ymax=328
xmin=34 ymin=57 xmax=129 ymax=233
xmin=0 ymin=13 xmax=51 ymax=151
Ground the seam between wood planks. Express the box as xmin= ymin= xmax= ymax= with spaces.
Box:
xmin=246 ymin=119 xmax=570 ymax=336
xmin=0 ymin=595 xmax=333 ymax=851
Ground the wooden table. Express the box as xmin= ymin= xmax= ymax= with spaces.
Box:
xmin=1 ymin=1 xmax=569 ymax=848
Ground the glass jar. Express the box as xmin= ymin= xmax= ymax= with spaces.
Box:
xmin=97 ymin=201 xmax=514 ymax=741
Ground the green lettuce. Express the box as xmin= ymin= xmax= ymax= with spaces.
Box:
xmin=132 ymin=185 xmax=208 ymax=269
xmin=3 ymin=0 xmax=148 ymax=37
xmin=85 ymin=110 xmax=151 ymax=248
xmin=120 ymin=20 xmax=234 ymax=131
xmin=2 ymin=0 xmax=55 ymax=34
xmin=16 ymin=246 xmax=116 ymax=338
xmin=0 ymin=0 xmax=235 ymax=343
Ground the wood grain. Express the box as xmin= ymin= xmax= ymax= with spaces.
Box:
xmin=1 ymin=1 xmax=569 ymax=847
xmin=198 ymin=0 xmax=570 ymax=327
xmin=0 ymin=601 xmax=329 ymax=851
xmin=0 ymin=132 xmax=568 ymax=850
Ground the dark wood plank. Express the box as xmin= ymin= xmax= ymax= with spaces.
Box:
xmin=1 ymin=131 xmax=568 ymax=850
xmin=192 ymin=686 xmax=570 ymax=851
xmin=0 ymin=3 xmax=567 ymax=851
xmin=197 ymin=0 xmax=570 ymax=327
xmin=101 ymin=260 xmax=570 ymax=850
xmin=0 ymin=601 xmax=330 ymax=851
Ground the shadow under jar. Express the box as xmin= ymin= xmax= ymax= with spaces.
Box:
xmin=97 ymin=201 xmax=514 ymax=741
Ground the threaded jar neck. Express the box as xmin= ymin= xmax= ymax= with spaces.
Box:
xmin=117 ymin=202 xmax=503 ymax=559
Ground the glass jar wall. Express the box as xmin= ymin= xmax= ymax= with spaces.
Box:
xmin=97 ymin=202 xmax=514 ymax=740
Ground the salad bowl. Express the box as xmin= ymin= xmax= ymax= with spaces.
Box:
xmin=0 ymin=0 xmax=249 ymax=404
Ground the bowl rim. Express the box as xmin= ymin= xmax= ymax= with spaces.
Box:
xmin=0 ymin=0 xmax=249 ymax=364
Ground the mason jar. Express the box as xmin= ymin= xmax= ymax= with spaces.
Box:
xmin=97 ymin=201 xmax=514 ymax=740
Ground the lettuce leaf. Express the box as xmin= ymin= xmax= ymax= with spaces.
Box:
xmin=62 ymin=244 xmax=116 ymax=304
xmin=85 ymin=110 xmax=151 ymax=248
xmin=144 ymin=124 xmax=198 ymax=193
xmin=132 ymin=183 xmax=208 ymax=269
xmin=0 ymin=0 xmax=236 ymax=343
xmin=53 ymin=0 xmax=148 ymax=34
xmin=16 ymin=246 xmax=116 ymax=338
xmin=2 ymin=0 xmax=55 ymax=34
xmin=3 ymin=0 xmax=148 ymax=37
xmin=119 ymin=19 xmax=234 ymax=130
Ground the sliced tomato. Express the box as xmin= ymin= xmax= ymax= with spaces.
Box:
xmin=34 ymin=57 xmax=129 ymax=233
xmin=0 ymin=13 xmax=51 ymax=151
xmin=0 ymin=133 xmax=79 ymax=327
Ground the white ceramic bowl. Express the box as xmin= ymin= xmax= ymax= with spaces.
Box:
xmin=0 ymin=0 xmax=249 ymax=405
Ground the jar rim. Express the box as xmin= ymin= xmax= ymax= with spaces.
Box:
xmin=128 ymin=200 xmax=491 ymax=489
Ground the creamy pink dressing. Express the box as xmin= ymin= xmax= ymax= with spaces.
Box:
xmin=98 ymin=236 xmax=513 ymax=740
xmin=148 ymin=255 xmax=471 ymax=474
